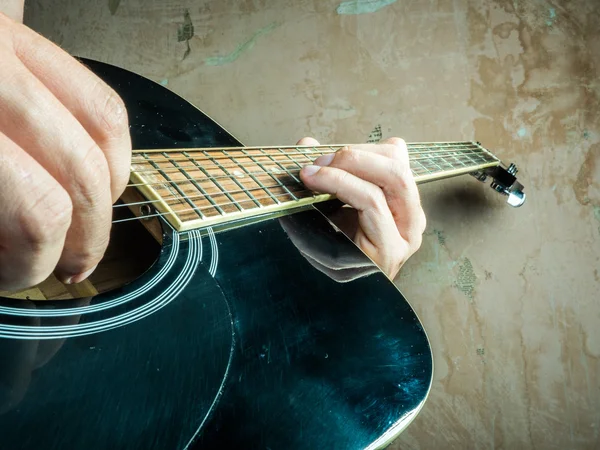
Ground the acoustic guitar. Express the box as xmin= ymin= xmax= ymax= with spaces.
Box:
xmin=0 ymin=59 xmax=525 ymax=450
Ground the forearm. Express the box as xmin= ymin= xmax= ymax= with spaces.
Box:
xmin=0 ymin=0 xmax=25 ymax=22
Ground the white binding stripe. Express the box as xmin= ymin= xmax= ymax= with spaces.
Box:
xmin=207 ymin=228 xmax=219 ymax=277
xmin=0 ymin=231 xmax=182 ymax=318
xmin=0 ymin=231 xmax=202 ymax=340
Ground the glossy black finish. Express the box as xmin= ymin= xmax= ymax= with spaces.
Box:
xmin=0 ymin=59 xmax=432 ymax=449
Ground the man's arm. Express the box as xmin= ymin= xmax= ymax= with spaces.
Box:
xmin=0 ymin=0 xmax=24 ymax=22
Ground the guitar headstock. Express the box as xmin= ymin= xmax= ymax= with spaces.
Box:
xmin=471 ymin=158 xmax=526 ymax=207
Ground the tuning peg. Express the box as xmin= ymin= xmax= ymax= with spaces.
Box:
xmin=507 ymin=189 xmax=526 ymax=207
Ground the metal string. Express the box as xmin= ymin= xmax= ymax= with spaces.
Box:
xmin=123 ymin=151 xmax=492 ymax=190
xmin=110 ymin=143 xmax=498 ymax=225
xmin=128 ymin=149 xmax=489 ymax=177
xmin=112 ymin=189 xmax=314 ymax=225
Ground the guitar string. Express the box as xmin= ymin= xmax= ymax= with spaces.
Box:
xmin=123 ymin=151 xmax=493 ymax=189
xmin=129 ymin=144 xmax=490 ymax=166
xmin=111 ymin=161 xmax=497 ymax=226
xmin=112 ymin=189 xmax=316 ymax=225
xmin=129 ymin=141 xmax=487 ymax=155
xmin=132 ymin=143 xmax=486 ymax=158
xmin=114 ymin=152 xmax=497 ymax=225
xmin=112 ymin=152 xmax=493 ymax=216
xmin=113 ymin=181 xmax=309 ymax=209
xmin=109 ymin=143 xmax=497 ymax=222
xmin=129 ymin=149 xmax=490 ymax=176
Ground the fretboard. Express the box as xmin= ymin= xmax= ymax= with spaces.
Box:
xmin=129 ymin=142 xmax=499 ymax=231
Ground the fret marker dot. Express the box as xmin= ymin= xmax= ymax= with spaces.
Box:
xmin=233 ymin=170 xmax=245 ymax=178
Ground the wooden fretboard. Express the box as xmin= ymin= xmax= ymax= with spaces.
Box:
xmin=129 ymin=142 xmax=499 ymax=231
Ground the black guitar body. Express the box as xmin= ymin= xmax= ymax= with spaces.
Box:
xmin=0 ymin=59 xmax=432 ymax=450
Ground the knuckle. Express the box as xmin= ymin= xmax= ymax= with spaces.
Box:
xmin=73 ymin=145 xmax=111 ymax=206
xmin=96 ymin=86 xmax=128 ymax=137
xmin=337 ymin=147 xmax=361 ymax=166
xmin=366 ymin=187 xmax=387 ymax=211
xmin=389 ymin=161 xmax=412 ymax=188
xmin=331 ymin=167 xmax=350 ymax=187
xmin=388 ymin=139 xmax=408 ymax=161
xmin=17 ymin=186 xmax=73 ymax=248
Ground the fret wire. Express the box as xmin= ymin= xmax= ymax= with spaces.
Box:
xmin=430 ymin=155 xmax=443 ymax=172
xmin=256 ymin=148 xmax=302 ymax=184
xmin=132 ymin=141 xmax=479 ymax=153
xmin=132 ymin=146 xmax=487 ymax=166
xmin=132 ymin=146 xmax=344 ymax=155
xmin=201 ymin=150 xmax=262 ymax=208
xmin=409 ymin=150 xmax=487 ymax=162
xmin=132 ymin=159 xmax=300 ymax=176
xmin=407 ymin=142 xmax=478 ymax=148
xmin=222 ymin=150 xmax=280 ymax=205
xmin=463 ymin=151 xmax=480 ymax=166
xmin=131 ymin=149 xmax=492 ymax=176
xmin=127 ymin=153 xmax=493 ymax=190
xmin=157 ymin=189 xmax=310 ymax=214
xmin=132 ymin=149 xmax=334 ymax=165
xmin=133 ymin=146 xmax=489 ymax=164
xmin=259 ymin=147 xmax=302 ymax=183
xmin=112 ymin=189 xmax=316 ymax=225
xmin=133 ymin=142 xmax=485 ymax=155
xmin=126 ymin=168 xmax=303 ymax=189
xmin=117 ymin=153 xmax=497 ymax=226
xmin=430 ymin=153 xmax=444 ymax=173
xmin=115 ymin=180 xmax=308 ymax=210
xmin=449 ymin=152 xmax=468 ymax=168
xmin=142 ymin=153 xmax=204 ymax=219
xmin=241 ymin=148 xmax=298 ymax=201
xmin=411 ymin=158 xmax=433 ymax=175
xmin=277 ymin=147 xmax=303 ymax=170
xmin=162 ymin=151 xmax=223 ymax=216
xmin=183 ymin=151 xmax=244 ymax=212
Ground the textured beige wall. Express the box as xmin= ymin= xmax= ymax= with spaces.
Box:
xmin=23 ymin=0 xmax=600 ymax=448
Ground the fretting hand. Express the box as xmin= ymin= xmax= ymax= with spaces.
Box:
xmin=0 ymin=12 xmax=131 ymax=291
xmin=297 ymin=137 xmax=426 ymax=280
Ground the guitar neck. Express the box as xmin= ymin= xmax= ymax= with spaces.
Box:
xmin=128 ymin=141 xmax=505 ymax=232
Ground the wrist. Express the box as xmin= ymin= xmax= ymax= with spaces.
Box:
xmin=0 ymin=0 xmax=25 ymax=22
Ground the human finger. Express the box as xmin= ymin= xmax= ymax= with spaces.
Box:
xmin=296 ymin=136 xmax=321 ymax=146
xmin=310 ymin=141 xmax=426 ymax=248
xmin=0 ymin=132 xmax=72 ymax=291
xmin=8 ymin=16 xmax=131 ymax=203
xmin=0 ymin=55 xmax=112 ymax=284
xmin=299 ymin=164 xmax=403 ymax=263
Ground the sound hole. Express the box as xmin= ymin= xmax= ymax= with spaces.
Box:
xmin=0 ymin=193 xmax=162 ymax=301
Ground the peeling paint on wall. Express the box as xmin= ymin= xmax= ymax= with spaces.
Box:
xmin=455 ymin=257 xmax=477 ymax=300
xmin=367 ymin=124 xmax=382 ymax=143
xmin=108 ymin=0 xmax=120 ymax=15
xmin=336 ymin=0 xmax=398 ymax=15
xmin=433 ymin=229 xmax=446 ymax=246
xmin=205 ymin=22 xmax=278 ymax=66
xmin=177 ymin=10 xmax=195 ymax=60
xmin=547 ymin=7 xmax=557 ymax=26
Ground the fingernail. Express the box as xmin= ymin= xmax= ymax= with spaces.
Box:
xmin=301 ymin=165 xmax=321 ymax=176
xmin=64 ymin=265 xmax=98 ymax=285
xmin=314 ymin=153 xmax=335 ymax=166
